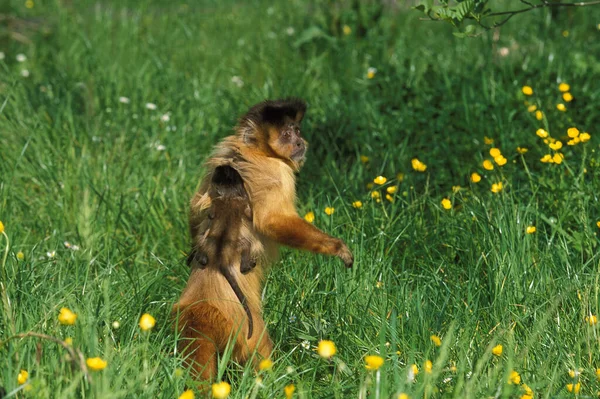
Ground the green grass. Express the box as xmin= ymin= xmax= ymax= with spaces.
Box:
xmin=1 ymin=0 xmax=600 ymax=397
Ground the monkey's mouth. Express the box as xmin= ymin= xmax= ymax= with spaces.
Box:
xmin=291 ymin=146 xmax=306 ymax=161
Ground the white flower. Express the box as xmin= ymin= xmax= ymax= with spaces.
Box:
xmin=64 ymin=241 xmax=72 ymax=248
xmin=145 ymin=103 xmax=157 ymax=110
xmin=156 ymin=144 xmax=166 ymax=151
xmin=498 ymin=47 xmax=509 ymax=57
xmin=46 ymin=251 xmax=56 ymax=259
xmin=160 ymin=113 xmax=170 ymax=122
xmin=16 ymin=54 xmax=27 ymax=62
xmin=300 ymin=340 xmax=310 ymax=350
xmin=112 ymin=321 xmax=120 ymax=329
xmin=0 ymin=52 xmax=5 ymax=60
xmin=119 ymin=96 xmax=130 ymax=104
xmin=231 ymin=76 xmax=244 ymax=88
xmin=21 ymin=69 xmax=30 ymax=78
xmin=70 ymin=245 xmax=80 ymax=251
xmin=286 ymin=27 xmax=295 ymax=35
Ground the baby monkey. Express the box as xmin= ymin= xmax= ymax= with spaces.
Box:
xmin=187 ymin=164 xmax=257 ymax=338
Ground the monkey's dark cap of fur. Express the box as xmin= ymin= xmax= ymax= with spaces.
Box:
xmin=240 ymin=98 xmax=307 ymax=127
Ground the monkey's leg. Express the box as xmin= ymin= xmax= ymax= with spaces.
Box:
xmin=240 ymin=247 xmax=257 ymax=274
xmin=175 ymin=303 xmax=232 ymax=381
xmin=260 ymin=215 xmax=353 ymax=267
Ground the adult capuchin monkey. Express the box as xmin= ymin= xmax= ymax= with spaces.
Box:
xmin=173 ymin=98 xmax=353 ymax=382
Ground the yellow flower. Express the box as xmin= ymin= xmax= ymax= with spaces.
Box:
xmin=374 ymin=176 xmax=387 ymax=185
xmin=470 ymin=173 xmax=481 ymax=183
xmin=489 ymin=148 xmax=501 ymax=158
xmin=484 ymin=136 xmax=494 ymax=144
xmin=317 ymin=340 xmax=336 ymax=359
xmin=567 ymin=138 xmax=580 ymax=146
xmin=25 ymin=0 xmax=34 ymax=8
xmin=430 ymin=335 xmax=442 ymax=347
xmin=387 ymin=186 xmax=397 ymax=194
xmin=304 ymin=212 xmax=315 ymax=223
xmin=259 ymin=359 xmax=273 ymax=371
xmin=491 ymin=182 xmax=503 ymax=193
xmin=483 ymin=160 xmax=494 ymax=171
xmin=549 ymin=141 xmax=563 ymax=150
xmin=385 ymin=194 xmax=394 ymax=203
xmin=64 ymin=337 xmax=73 ymax=346
xmin=367 ymin=67 xmax=377 ymax=79
xmin=568 ymin=369 xmax=582 ymax=378
xmin=211 ymin=381 xmax=231 ymax=398
xmin=371 ymin=191 xmax=380 ymax=199
xmin=597 ymin=221 xmax=600 ymax=229
xmin=0 ymin=220 xmax=4 ymax=234
xmin=562 ymin=30 xmax=569 ymax=37
xmin=424 ymin=360 xmax=432 ymax=374
xmin=579 ymin=132 xmax=591 ymax=142
xmin=139 ymin=313 xmax=156 ymax=331
xmin=411 ymin=158 xmax=427 ymax=172
xmin=86 ymin=357 xmax=108 ymax=371
xmin=586 ymin=315 xmax=598 ymax=325
xmin=567 ymin=127 xmax=580 ymax=138
xmin=553 ymin=153 xmax=564 ymax=164
xmin=540 ymin=154 xmax=553 ymax=163
xmin=398 ymin=394 xmax=409 ymax=399
xmin=17 ymin=251 xmax=24 ymax=260
xmin=517 ymin=147 xmax=528 ymax=154
xmin=566 ymin=383 xmax=580 ymax=394
xmin=58 ymin=307 xmax=77 ymax=325
xmin=492 ymin=344 xmax=503 ymax=356
xmin=522 ymin=86 xmax=533 ymax=96
xmin=522 ymin=383 xmax=533 ymax=396
xmin=360 ymin=155 xmax=369 ymax=164
xmin=284 ymin=384 xmax=296 ymax=399
xmin=179 ymin=389 xmax=195 ymax=399
xmin=410 ymin=364 xmax=419 ymax=375
xmin=365 ymin=355 xmax=384 ymax=370
xmin=526 ymin=226 xmax=536 ymax=234
xmin=17 ymin=369 xmax=28 ymax=385
xmin=536 ymin=129 xmax=548 ymax=138
xmin=508 ymin=370 xmax=521 ymax=385
xmin=352 ymin=201 xmax=363 ymax=209
xmin=559 ymin=83 xmax=570 ymax=92
xmin=563 ymin=92 xmax=573 ymax=102
xmin=596 ymin=368 xmax=600 ymax=380
xmin=342 ymin=25 xmax=352 ymax=35
xmin=494 ymin=155 xmax=507 ymax=166
xmin=556 ymin=103 xmax=566 ymax=111
xmin=535 ymin=110 xmax=543 ymax=120
xmin=527 ymin=105 xmax=537 ymax=112
xmin=441 ymin=198 xmax=452 ymax=210
xmin=324 ymin=207 xmax=335 ymax=216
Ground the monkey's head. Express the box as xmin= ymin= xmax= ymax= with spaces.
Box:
xmin=237 ymin=98 xmax=308 ymax=171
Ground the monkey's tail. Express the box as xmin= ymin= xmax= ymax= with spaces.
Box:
xmin=222 ymin=266 xmax=254 ymax=339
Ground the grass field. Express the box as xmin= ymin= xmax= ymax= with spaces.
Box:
xmin=1 ymin=0 xmax=600 ymax=398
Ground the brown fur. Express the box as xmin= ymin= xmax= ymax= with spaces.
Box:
xmin=174 ymin=98 xmax=353 ymax=382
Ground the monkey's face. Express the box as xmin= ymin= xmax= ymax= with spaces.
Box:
xmin=268 ymin=121 xmax=308 ymax=164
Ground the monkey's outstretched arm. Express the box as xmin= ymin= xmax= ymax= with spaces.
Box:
xmin=258 ymin=214 xmax=353 ymax=267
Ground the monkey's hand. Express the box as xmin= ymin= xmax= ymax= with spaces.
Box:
xmin=335 ymin=240 xmax=353 ymax=268
xmin=259 ymin=214 xmax=354 ymax=268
